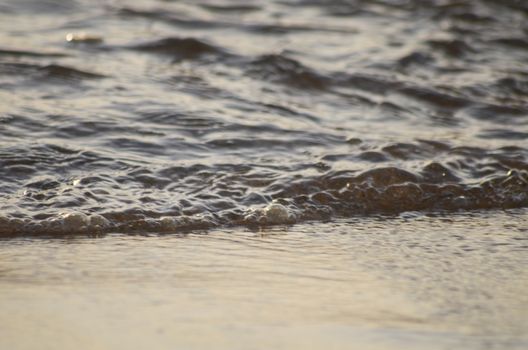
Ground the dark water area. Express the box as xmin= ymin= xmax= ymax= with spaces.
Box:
xmin=1 ymin=0 xmax=527 ymax=236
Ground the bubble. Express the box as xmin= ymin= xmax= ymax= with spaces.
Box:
xmin=264 ymin=202 xmax=295 ymax=224
xmin=89 ymin=214 xmax=110 ymax=229
xmin=60 ymin=212 xmax=89 ymax=231
xmin=160 ymin=216 xmax=177 ymax=230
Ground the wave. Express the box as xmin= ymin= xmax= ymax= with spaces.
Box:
xmin=0 ymin=144 xmax=526 ymax=236
xmin=0 ymin=170 xmax=526 ymax=236
xmin=0 ymin=48 xmax=68 ymax=58
xmin=128 ymin=37 xmax=226 ymax=61
xmin=245 ymin=54 xmax=330 ymax=90
xmin=0 ymin=62 xmax=106 ymax=82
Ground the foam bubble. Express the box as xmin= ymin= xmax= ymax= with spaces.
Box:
xmin=160 ymin=216 xmax=178 ymax=230
xmin=60 ymin=212 xmax=90 ymax=231
xmin=263 ymin=202 xmax=296 ymax=224
xmin=89 ymin=214 xmax=110 ymax=229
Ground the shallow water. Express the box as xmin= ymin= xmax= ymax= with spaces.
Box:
xmin=1 ymin=0 xmax=527 ymax=348
xmin=1 ymin=212 xmax=527 ymax=349
xmin=0 ymin=0 xmax=527 ymax=234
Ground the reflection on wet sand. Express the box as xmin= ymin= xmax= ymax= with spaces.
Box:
xmin=1 ymin=212 xmax=527 ymax=349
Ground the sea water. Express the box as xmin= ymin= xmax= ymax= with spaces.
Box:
xmin=0 ymin=0 xmax=527 ymax=348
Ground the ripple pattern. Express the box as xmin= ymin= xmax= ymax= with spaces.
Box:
xmin=0 ymin=0 xmax=527 ymax=235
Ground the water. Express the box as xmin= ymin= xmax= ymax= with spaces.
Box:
xmin=0 ymin=0 xmax=527 ymax=234
xmin=0 ymin=0 xmax=527 ymax=348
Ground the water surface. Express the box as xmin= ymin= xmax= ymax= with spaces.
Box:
xmin=1 ymin=1 xmax=527 ymax=348
xmin=0 ymin=0 xmax=527 ymax=234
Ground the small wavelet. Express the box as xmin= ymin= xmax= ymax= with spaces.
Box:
xmin=115 ymin=7 xmax=229 ymax=30
xmin=396 ymin=86 xmax=471 ymax=110
xmin=0 ymin=48 xmax=69 ymax=58
xmin=491 ymin=38 xmax=528 ymax=51
xmin=128 ymin=37 xmax=226 ymax=61
xmin=200 ymin=4 xmax=262 ymax=14
xmin=426 ymin=39 xmax=475 ymax=57
xmin=246 ymin=54 xmax=330 ymax=90
xmin=0 ymin=62 xmax=106 ymax=82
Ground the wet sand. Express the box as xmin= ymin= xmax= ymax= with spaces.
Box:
xmin=2 ymin=211 xmax=527 ymax=349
